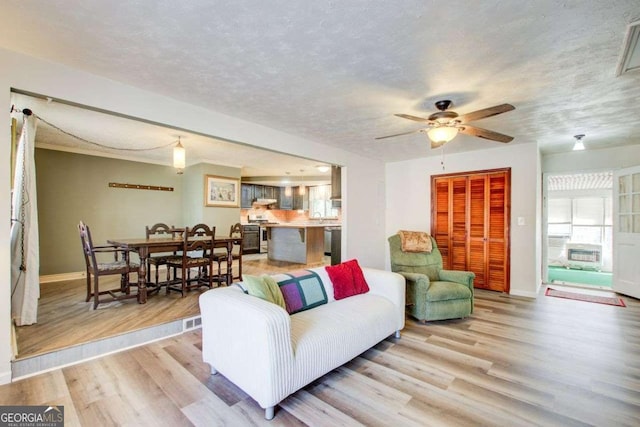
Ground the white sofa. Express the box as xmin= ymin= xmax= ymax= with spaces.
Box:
xmin=199 ymin=266 xmax=405 ymax=420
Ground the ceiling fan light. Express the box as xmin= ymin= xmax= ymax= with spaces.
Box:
xmin=427 ymin=126 xmax=458 ymax=145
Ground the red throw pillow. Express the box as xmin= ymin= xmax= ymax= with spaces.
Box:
xmin=344 ymin=259 xmax=370 ymax=294
xmin=325 ymin=259 xmax=370 ymax=300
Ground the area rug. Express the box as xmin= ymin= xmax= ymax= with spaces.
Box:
xmin=545 ymin=287 xmax=626 ymax=307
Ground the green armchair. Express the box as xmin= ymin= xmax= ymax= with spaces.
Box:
xmin=388 ymin=234 xmax=474 ymax=322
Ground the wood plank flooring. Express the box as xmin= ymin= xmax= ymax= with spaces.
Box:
xmin=16 ymin=255 xmax=329 ymax=359
xmin=4 ymin=286 xmax=639 ymax=426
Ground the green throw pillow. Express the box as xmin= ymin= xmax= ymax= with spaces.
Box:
xmin=242 ymin=274 xmax=286 ymax=310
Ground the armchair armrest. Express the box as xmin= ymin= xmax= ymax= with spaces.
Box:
xmin=396 ymin=271 xmax=430 ymax=307
xmin=199 ymin=287 xmax=294 ymax=409
xmin=439 ymin=269 xmax=475 ymax=313
xmin=439 ymin=269 xmax=475 ymax=288
xmin=92 ymin=245 xmax=129 ymax=262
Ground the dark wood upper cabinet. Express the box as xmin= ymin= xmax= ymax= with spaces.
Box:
xmin=330 ymin=166 xmax=341 ymax=200
xmin=431 ymin=168 xmax=510 ymax=293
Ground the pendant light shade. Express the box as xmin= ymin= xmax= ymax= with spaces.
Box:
xmin=173 ymin=137 xmax=185 ymax=173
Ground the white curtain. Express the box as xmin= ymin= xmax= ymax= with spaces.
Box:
xmin=11 ymin=114 xmax=39 ymax=326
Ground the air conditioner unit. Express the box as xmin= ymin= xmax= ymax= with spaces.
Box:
xmin=566 ymin=243 xmax=602 ymax=270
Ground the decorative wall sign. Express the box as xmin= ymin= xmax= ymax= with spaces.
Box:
xmin=108 ymin=182 xmax=174 ymax=192
xmin=205 ymin=175 xmax=240 ymax=207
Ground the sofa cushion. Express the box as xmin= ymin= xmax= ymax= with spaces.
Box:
xmin=274 ymin=269 xmax=328 ymax=314
xmin=325 ymin=259 xmax=370 ymax=300
xmin=288 ymin=293 xmax=398 ymax=392
xmin=242 ymin=274 xmax=286 ymax=310
xmin=425 ymin=281 xmax=472 ymax=302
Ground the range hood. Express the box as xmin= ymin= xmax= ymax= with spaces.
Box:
xmin=253 ymin=198 xmax=278 ymax=206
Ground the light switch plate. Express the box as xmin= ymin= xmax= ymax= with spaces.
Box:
xmin=517 ymin=216 xmax=526 ymax=226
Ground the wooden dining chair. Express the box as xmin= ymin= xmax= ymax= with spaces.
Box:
xmin=165 ymin=224 xmax=216 ymax=297
xmin=213 ymin=223 xmax=244 ymax=284
xmin=78 ymin=221 xmax=139 ymax=309
xmin=144 ymin=223 xmax=179 ymax=287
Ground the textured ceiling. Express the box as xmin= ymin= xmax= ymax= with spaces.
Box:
xmin=2 ymin=1 xmax=640 ymax=170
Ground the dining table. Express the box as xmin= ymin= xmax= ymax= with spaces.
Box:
xmin=107 ymin=236 xmax=238 ymax=304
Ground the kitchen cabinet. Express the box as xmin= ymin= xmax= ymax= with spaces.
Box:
xmin=293 ymin=186 xmax=309 ymax=210
xmin=279 ymin=187 xmax=293 ymax=210
xmin=263 ymin=185 xmax=277 ymax=200
xmin=253 ymin=185 xmax=264 ymax=200
xmin=241 ymin=184 xmax=254 ymax=208
xmin=242 ymin=224 xmax=260 ymax=254
xmin=431 ymin=168 xmax=510 ymax=292
xmin=330 ymin=166 xmax=341 ymax=200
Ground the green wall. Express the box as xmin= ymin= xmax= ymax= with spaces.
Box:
xmin=183 ymin=163 xmax=241 ymax=238
xmin=35 ymin=148 xmax=240 ymax=275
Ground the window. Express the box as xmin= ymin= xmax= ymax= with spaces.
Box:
xmin=308 ymin=185 xmax=339 ymax=218
xmin=547 ymin=196 xmax=613 ymax=271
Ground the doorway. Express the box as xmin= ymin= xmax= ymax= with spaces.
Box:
xmin=544 ymin=172 xmax=613 ymax=289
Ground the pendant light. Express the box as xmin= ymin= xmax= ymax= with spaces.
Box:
xmin=173 ymin=136 xmax=185 ymax=174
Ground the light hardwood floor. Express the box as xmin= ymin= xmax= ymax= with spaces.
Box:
xmin=4 ymin=285 xmax=639 ymax=426
xmin=16 ymin=254 xmax=330 ymax=359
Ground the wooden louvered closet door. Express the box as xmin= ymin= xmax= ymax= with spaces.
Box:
xmin=431 ymin=168 xmax=510 ymax=293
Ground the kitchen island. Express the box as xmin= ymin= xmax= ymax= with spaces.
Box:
xmin=266 ymin=224 xmax=334 ymax=264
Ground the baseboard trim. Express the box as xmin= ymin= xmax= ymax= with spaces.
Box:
xmin=0 ymin=369 xmax=11 ymax=385
xmin=40 ymin=265 xmax=167 ymax=284
xmin=40 ymin=271 xmax=85 ymax=283
xmin=509 ymin=289 xmax=539 ymax=298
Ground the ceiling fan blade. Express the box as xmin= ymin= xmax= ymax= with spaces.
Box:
xmin=394 ymin=113 xmax=432 ymax=123
xmin=375 ymin=129 xmax=423 ymax=140
xmin=459 ymin=125 xmax=513 ymax=143
xmin=457 ymin=104 xmax=515 ymax=123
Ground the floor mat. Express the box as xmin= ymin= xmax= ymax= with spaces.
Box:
xmin=545 ymin=287 xmax=625 ymax=307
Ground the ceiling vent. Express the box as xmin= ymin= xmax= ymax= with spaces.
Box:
xmin=616 ymin=19 xmax=640 ymax=76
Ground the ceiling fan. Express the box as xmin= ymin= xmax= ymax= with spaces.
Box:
xmin=376 ymin=100 xmax=515 ymax=148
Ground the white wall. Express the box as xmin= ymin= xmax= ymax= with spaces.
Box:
xmin=0 ymin=48 xmax=386 ymax=383
xmin=385 ymin=142 xmax=541 ymax=298
xmin=543 ymin=145 xmax=640 ymax=173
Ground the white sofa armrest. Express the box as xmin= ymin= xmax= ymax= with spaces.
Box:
xmin=199 ymin=287 xmax=294 ymax=409
xmin=361 ymin=268 xmax=406 ymax=332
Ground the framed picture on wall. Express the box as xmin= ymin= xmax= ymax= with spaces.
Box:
xmin=204 ymin=175 xmax=240 ymax=207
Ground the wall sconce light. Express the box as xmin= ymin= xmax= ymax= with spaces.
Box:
xmin=285 ymin=186 xmax=292 ymax=197
xmin=173 ymin=136 xmax=185 ymax=174
xmin=572 ymin=134 xmax=586 ymax=151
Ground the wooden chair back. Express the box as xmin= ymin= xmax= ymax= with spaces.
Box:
xmin=188 ymin=223 xmax=215 ymax=239
xmin=145 ymin=223 xmax=174 ymax=239
xmin=78 ymin=220 xmax=99 ymax=271
xmin=229 ymin=222 xmax=244 ymax=256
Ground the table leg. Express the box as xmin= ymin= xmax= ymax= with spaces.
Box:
xmin=226 ymin=240 xmax=233 ymax=285
xmin=137 ymin=248 xmax=149 ymax=303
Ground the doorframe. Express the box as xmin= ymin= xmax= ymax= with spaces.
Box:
xmin=542 ymin=169 xmax=614 ymax=287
